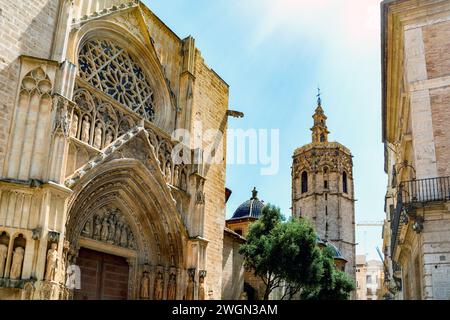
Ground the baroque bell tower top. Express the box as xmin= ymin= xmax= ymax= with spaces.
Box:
xmin=311 ymin=88 xmax=330 ymax=143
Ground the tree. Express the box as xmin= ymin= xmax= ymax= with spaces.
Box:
xmin=301 ymin=246 xmax=355 ymax=300
xmin=239 ymin=204 xmax=323 ymax=300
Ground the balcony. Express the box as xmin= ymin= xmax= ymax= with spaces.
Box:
xmin=391 ymin=176 xmax=450 ymax=257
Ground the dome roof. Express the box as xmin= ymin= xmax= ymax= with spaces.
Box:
xmin=316 ymin=236 xmax=347 ymax=261
xmin=230 ymin=187 xmax=265 ymax=220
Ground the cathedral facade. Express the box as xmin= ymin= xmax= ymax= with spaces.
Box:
xmin=0 ymin=0 xmax=239 ymax=300
xmin=291 ymin=97 xmax=356 ymax=282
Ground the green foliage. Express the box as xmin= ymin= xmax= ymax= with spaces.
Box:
xmin=301 ymin=247 xmax=355 ymax=300
xmin=239 ymin=203 xmax=354 ymax=300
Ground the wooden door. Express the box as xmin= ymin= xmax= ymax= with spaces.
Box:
xmin=74 ymin=248 xmax=129 ymax=300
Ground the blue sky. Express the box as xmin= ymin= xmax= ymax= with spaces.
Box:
xmin=146 ymin=0 xmax=385 ymax=260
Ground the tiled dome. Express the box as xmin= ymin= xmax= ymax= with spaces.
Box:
xmin=230 ymin=187 xmax=265 ymax=220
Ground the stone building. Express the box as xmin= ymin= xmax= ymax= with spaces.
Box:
xmin=355 ymin=255 xmax=384 ymax=300
xmin=381 ymin=0 xmax=450 ymax=300
xmin=291 ymin=96 xmax=356 ymax=283
xmin=0 ymin=0 xmax=243 ymax=300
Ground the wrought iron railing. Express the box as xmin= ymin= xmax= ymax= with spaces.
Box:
xmin=391 ymin=176 xmax=450 ymax=257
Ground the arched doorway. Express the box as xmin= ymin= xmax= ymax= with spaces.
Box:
xmin=64 ymin=154 xmax=188 ymax=300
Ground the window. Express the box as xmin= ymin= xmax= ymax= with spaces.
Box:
xmin=320 ymin=134 xmax=325 ymax=142
xmin=301 ymin=171 xmax=308 ymax=194
xmin=324 ymin=180 xmax=328 ymax=189
xmin=78 ymin=39 xmax=156 ymax=121
xmin=343 ymin=171 xmax=348 ymax=193
xmin=366 ymin=275 xmax=372 ymax=284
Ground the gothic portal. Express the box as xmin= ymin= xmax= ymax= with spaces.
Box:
xmin=0 ymin=0 xmax=238 ymax=300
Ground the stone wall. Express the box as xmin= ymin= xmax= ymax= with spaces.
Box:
xmin=221 ymin=231 xmax=244 ymax=300
xmin=430 ymin=86 xmax=450 ymax=177
xmin=0 ymin=0 xmax=59 ymax=175
xmin=192 ymin=52 xmax=229 ymax=299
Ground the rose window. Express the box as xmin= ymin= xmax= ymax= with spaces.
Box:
xmin=78 ymin=39 xmax=156 ymax=121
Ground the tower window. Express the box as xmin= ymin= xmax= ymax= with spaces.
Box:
xmin=324 ymin=180 xmax=328 ymax=189
xmin=343 ymin=171 xmax=348 ymax=193
xmin=320 ymin=134 xmax=325 ymax=142
xmin=301 ymin=171 xmax=308 ymax=194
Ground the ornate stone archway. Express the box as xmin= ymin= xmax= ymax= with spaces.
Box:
xmin=64 ymin=127 xmax=189 ymax=300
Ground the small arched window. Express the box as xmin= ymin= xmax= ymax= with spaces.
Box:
xmin=320 ymin=134 xmax=325 ymax=142
xmin=343 ymin=171 xmax=348 ymax=194
xmin=301 ymin=171 xmax=308 ymax=194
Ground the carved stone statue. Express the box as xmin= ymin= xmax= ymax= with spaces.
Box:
xmin=173 ymin=166 xmax=179 ymax=187
xmin=185 ymin=270 xmax=195 ymax=300
xmin=82 ymin=219 xmax=92 ymax=237
xmin=198 ymin=271 xmax=206 ymax=300
xmin=140 ymin=271 xmax=150 ymax=299
xmin=114 ymin=220 xmax=123 ymax=245
xmin=45 ymin=243 xmax=58 ymax=282
xmin=81 ymin=116 xmax=91 ymax=143
xmin=128 ymin=233 xmax=136 ymax=250
xmin=105 ymin=129 xmax=113 ymax=146
xmin=196 ymin=180 xmax=205 ymax=205
xmin=0 ymin=244 xmax=7 ymax=278
xmin=154 ymin=271 xmax=164 ymax=300
xmin=93 ymin=123 xmax=103 ymax=149
xmin=167 ymin=272 xmax=177 ymax=300
xmin=10 ymin=247 xmax=24 ymax=280
xmin=100 ymin=216 xmax=109 ymax=242
xmin=165 ymin=162 xmax=172 ymax=184
xmin=180 ymin=172 xmax=187 ymax=191
xmin=93 ymin=215 xmax=102 ymax=240
xmin=120 ymin=226 xmax=128 ymax=247
xmin=107 ymin=213 xmax=116 ymax=244
xmin=70 ymin=113 xmax=78 ymax=137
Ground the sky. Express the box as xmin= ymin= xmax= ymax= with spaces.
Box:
xmin=145 ymin=0 xmax=386 ymax=260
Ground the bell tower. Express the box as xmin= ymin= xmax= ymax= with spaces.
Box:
xmin=291 ymin=93 xmax=356 ymax=284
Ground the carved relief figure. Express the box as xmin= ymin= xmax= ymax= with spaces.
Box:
xmin=93 ymin=215 xmax=102 ymax=240
xmin=10 ymin=247 xmax=25 ymax=280
xmin=196 ymin=180 xmax=205 ymax=204
xmin=140 ymin=271 xmax=150 ymax=299
xmin=94 ymin=123 xmax=103 ymax=149
xmin=173 ymin=166 xmax=179 ymax=187
xmin=82 ymin=219 xmax=91 ymax=237
xmin=198 ymin=270 xmax=206 ymax=300
xmin=114 ymin=220 xmax=123 ymax=245
xmin=165 ymin=162 xmax=172 ymax=184
xmin=70 ymin=113 xmax=79 ymax=137
xmin=167 ymin=272 xmax=177 ymax=300
xmin=105 ymin=129 xmax=113 ymax=146
xmin=120 ymin=226 xmax=129 ymax=247
xmin=45 ymin=243 xmax=58 ymax=282
xmin=154 ymin=271 xmax=164 ymax=300
xmin=180 ymin=171 xmax=187 ymax=191
xmin=0 ymin=244 xmax=7 ymax=277
xmin=81 ymin=116 xmax=91 ymax=143
xmin=100 ymin=217 xmax=109 ymax=242
xmin=107 ymin=213 xmax=116 ymax=244
xmin=185 ymin=270 xmax=195 ymax=300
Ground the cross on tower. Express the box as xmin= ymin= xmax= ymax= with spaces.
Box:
xmin=317 ymin=87 xmax=322 ymax=106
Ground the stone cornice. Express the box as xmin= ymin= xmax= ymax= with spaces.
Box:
xmin=293 ymin=141 xmax=352 ymax=158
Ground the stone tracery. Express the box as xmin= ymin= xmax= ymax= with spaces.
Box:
xmin=78 ymin=39 xmax=156 ymax=121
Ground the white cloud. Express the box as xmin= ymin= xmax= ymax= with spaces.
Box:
xmin=238 ymin=0 xmax=382 ymax=51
